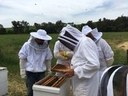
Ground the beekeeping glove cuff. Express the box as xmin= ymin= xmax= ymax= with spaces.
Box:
xmin=45 ymin=60 xmax=52 ymax=74
xmin=19 ymin=59 xmax=27 ymax=79
xmin=106 ymin=58 xmax=114 ymax=67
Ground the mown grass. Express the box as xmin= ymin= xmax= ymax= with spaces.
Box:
xmin=0 ymin=32 xmax=128 ymax=96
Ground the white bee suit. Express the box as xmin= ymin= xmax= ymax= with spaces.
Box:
xmin=91 ymin=28 xmax=114 ymax=78
xmin=58 ymin=25 xmax=100 ymax=96
xmin=18 ymin=36 xmax=53 ymax=72
xmin=71 ymin=37 xmax=100 ymax=96
xmin=96 ymin=38 xmax=114 ymax=78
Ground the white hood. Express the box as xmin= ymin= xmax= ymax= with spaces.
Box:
xmin=58 ymin=24 xmax=84 ymax=51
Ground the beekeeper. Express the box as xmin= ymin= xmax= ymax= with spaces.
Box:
xmin=18 ymin=29 xmax=53 ymax=96
xmin=58 ymin=25 xmax=100 ymax=96
xmin=82 ymin=25 xmax=114 ymax=78
xmin=53 ymin=40 xmax=73 ymax=76
xmin=53 ymin=40 xmax=74 ymax=96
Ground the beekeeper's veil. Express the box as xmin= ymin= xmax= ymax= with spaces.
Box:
xmin=58 ymin=25 xmax=84 ymax=51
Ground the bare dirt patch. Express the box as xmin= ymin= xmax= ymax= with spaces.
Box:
xmin=117 ymin=41 xmax=128 ymax=50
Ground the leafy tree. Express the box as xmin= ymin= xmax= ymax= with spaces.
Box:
xmin=55 ymin=20 xmax=65 ymax=33
xmin=34 ymin=23 xmax=42 ymax=29
xmin=12 ymin=20 xmax=29 ymax=34
xmin=86 ymin=20 xmax=95 ymax=28
xmin=0 ymin=24 xmax=6 ymax=34
xmin=4 ymin=15 xmax=128 ymax=34
xmin=21 ymin=20 xmax=30 ymax=33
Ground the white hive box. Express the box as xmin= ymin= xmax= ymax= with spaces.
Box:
xmin=0 ymin=67 xmax=8 ymax=96
xmin=33 ymin=75 xmax=70 ymax=96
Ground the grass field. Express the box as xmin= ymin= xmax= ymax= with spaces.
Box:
xmin=0 ymin=32 xmax=128 ymax=96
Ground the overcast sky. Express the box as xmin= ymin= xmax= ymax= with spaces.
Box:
xmin=0 ymin=0 xmax=128 ymax=28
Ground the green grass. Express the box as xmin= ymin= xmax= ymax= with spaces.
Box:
xmin=0 ymin=32 xmax=128 ymax=95
xmin=103 ymin=32 xmax=128 ymax=65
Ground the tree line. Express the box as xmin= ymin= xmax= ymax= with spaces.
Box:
xmin=0 ymin=15 xmax=128 ymax=34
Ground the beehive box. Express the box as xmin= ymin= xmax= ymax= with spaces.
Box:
xmin=33 ymin=75 xmax=70 ymax=96
xmin=0 ymin=67 xmax=8 ymax=96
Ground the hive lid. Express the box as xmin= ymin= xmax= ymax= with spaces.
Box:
xmin=0 ymin=67 xmax=7 ymax=71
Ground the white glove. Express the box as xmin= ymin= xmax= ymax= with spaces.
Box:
xmin=54 ymin=52 xmax=67 ymax=60
xmin=54 ymin=51 xmax=74 ymax=60
xmin=65 ymin=51 xmax=74 ymax=58
xmin=45 ymin=60 xmax=52 ymax=74
xmin=19 ymin=59 xmax=27 ymax=79
xmin=106 ymin=58 xmax=114 ymax=67
xmin=20 ymin=69 xmax=26 ymax=79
